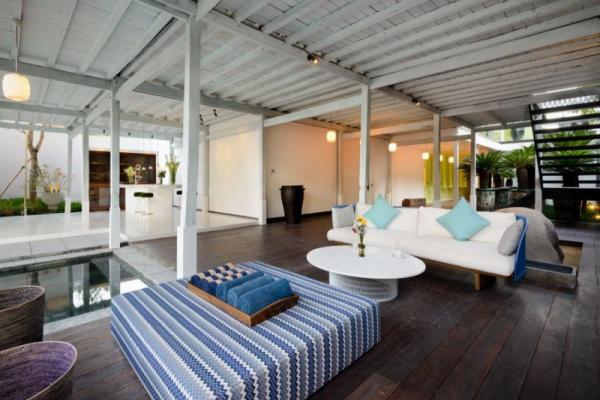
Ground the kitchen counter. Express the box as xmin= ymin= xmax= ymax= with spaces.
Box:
xmin=121 ymin=184 xmax=181 ymax=215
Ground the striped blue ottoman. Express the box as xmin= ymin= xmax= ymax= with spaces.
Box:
xmin=111 ymin=261 xmax=381 ymax=400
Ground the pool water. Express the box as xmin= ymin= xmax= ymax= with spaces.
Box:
xmin=0 ymin=256 xmax=147 ymax=324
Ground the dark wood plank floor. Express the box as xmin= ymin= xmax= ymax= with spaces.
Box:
xmin=47 ymin=216 xmax=600 ymax=400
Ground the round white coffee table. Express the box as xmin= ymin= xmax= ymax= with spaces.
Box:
xmin=306 ymin=246 xmax=426 ymax=302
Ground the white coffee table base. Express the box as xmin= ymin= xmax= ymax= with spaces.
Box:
xmin=329 ymin=272 xmax=398 ymax=302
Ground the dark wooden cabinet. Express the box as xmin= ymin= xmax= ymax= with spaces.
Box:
xmin=89 ymin=151 xmax=156 ymax=211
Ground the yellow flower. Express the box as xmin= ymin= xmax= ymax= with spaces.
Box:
xmin=356 ymin=215 xmax=367 ymax=226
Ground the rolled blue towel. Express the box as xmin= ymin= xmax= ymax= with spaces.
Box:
xmin=215 ymin=271 xmax=264 ymax=301
xmin=227 ymin=276 xmax=275 ymax=308
xmin=190 ymin=275 xmax=207 ymax=291
xmin=237 ymin=279 xmax=294 ymax=315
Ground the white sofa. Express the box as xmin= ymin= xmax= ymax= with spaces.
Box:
xmin=327 ymin=204 xmax=527 ymax=289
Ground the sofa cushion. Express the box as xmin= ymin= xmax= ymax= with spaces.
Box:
xmin=327 ymin=227 xmax=355 ymax=244
xmin=399 ymin=236 xmax=514 ymax=277
xmin=332 ymin=205 xmax=355 ymax=228
xmin=436 ymin=198 xmax=490 ymax=241
xmin=497 ymin=219 xmax=524 ymax=255
xmin=363 ymin=195 xmax=399 ymax=229
xmin=469 ymin=211 xmax=516 ymax=243
xmin=416 ymin=207 xmax=453 ymax=239
xmin=356 ymin=203 xmax=376 ymax=227
xmin=387 ymin=207 xmax=418 ymax=234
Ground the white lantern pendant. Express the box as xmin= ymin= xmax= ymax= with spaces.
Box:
xmin=2 ymin=19 xmax=30 ymax=102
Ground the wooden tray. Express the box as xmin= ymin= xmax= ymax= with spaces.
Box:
xmin=187 ymin=283 xmax=299 ymax=327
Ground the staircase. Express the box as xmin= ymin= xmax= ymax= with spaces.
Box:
xmin=529 ymin=96 xmax=600 ymax=219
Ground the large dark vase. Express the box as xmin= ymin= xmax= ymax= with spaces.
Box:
xmin=554 ymin=172 xmax=582 ymax=220
xmin=280 ymin=185 xmax=305 ymax=224
xmin=527 ymin=165 xmax=535 ymax=189
xmin=493 ymin=174 xmax=503 ymax=188
xmin=0 ymin=286 xmax=45 ymax=351
xmin=516 ymin=167 xmax=529 ymax=189
xmin=0 ymin=341 xmax=77 ymax=400
xmin=479 ymin=171 xmax=491 ymax=189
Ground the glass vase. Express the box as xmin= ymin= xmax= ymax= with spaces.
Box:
xmin=358 ymin=242 xmax=366 ymax=257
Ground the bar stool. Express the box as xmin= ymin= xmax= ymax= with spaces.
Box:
xmin=133 ymin=192 xmax=145 ymax=214
xmin=139 ymin=192 xmax=154 ymax=215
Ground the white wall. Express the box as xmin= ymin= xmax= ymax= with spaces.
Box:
xmin=266 ymin=122 xmax=337 ymax=218
xmin=0 ymin=127 xmax=172 ymax=201
xmin=390 ymin=143 xmax=428 ymax=206
xmin=208 ymin=115 xmax=261 ymax=218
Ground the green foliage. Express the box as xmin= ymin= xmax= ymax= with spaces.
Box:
xmin=502 ymin=145 xmax=535 ymax=169
xmin=541 ymin=129 xmax=598 ymax=173
xmin=458 ymin=150 xmax=504 ymax=181
xmin=0 ymin=198 xmax=81 ymax=216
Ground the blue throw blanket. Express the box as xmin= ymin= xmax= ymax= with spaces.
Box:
xmin=227 ymin=275 xmax=275 ymax=307
xmin=237 ymin=278 xmax=293 ymax=315
xmin=215 ymin=271 xmax=264 ymax=301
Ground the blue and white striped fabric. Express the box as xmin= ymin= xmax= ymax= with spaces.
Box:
xmin=111 ymin=261 xmax=381 ymax=400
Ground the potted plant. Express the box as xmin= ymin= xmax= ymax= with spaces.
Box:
xmin=165 ymin=155 xmax=180 ymax=185
xmin=502 ymin=145 xmax=536 ymax=189
xmin=543 ymin=130 xmax=597 ymax=220
xmin=459 ymin=151 xmax=504 ymax=210
xmin=158 ymin=169 xmax=166 ymax=185
xmin=35 ymin=165 xmax=67 ymax=211
xmin=124 ymin=166 xmax=136 ymax=184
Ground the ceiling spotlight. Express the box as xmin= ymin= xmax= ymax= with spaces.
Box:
xmin=102 ymin=129 xmax=106 ymax=134
xmin=213 ymin=109 xmax=218 ymax=117
xmin=199 ymin=114 xmax=204 ymax=123
xmin=127 ymin=132 xmax=131 ymax=136
xmin=307 ymin=54 xmax=319 ymax=64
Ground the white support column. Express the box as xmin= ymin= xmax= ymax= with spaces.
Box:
xmin=432 ymin=114 xmax=442 ymax=207
xmin=200 ymin=130 xmax=209 ymax=214
xmin=385 ymin=139 xmax=392 ymax=203
xmin=177 ymin=18 xmax=202 ymax=279
xmin=109 ymin=84 xmax=121 ymax=249
xmin=359 ymin=84 xmax=371 ymax=204
xmin=452 ymin=140 xmax=460 ymax=202
xmin=336 ymin=131 xmax=343 ymax=205
xmin=81 ymin=124 xmax=90 ymax=219
xmin=258 ymin=116 xmax=267 ymax=225
xmin=469 ymin=129 xmax=477 ymax=209
xmin=65 ymin=134 xmax=73 ymax=214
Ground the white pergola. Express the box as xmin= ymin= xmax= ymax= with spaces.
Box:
xmin=1 ymin=0 xmax=599 ymax=277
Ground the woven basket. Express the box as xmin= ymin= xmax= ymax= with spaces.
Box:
xmin=0 ymin=341 xmax=77 ymax=400
xmin=0 ymin=286 xmax=45 ymax=351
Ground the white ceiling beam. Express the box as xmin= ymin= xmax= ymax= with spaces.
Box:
xmin=367 ymin=3 xmax=596 ymax=76
xmin=106 ymin=12 xmax=173 ymax=78
xmin=306 ymin=0 xmax=422 ymax=53
xmin=196 ymin=0 xmax=221 ymax=20
xmin=201 ymin=11 xmax=368 ymax=85
xmin=0 ymin=121 xmax=70 ymax=134
xmin=47 ymin=0 xmax=77 ymax=67
xmin=441 ymin=85 xmax=600 ymax=117
xmin=372 ymin=18 xmax=600 ymax=89
xmin=116 ymin=35 xmax=186 ymax=99
xmin=335 ymin=0 xmax=507 ymax=66
xmin=233 ymin=0 xmax=271 ymax=23
xmin=204 ymin=47 xmax=267 ymax=85
xmin=263 ymin=95 xmax=361 ymax=127
xmin=262 ymin=0 xmax=326 ymax=34
xmin=0 ymin=58 xmax=112 ymax=90
xmin=205 ymin=55 xmax=286 ymax=95
xmin=136 ymin=0 xmax=189 ymax=19
xmin=0 ymin=101 xmax=85 ymax=118
xmin=286 ymin=0 xmax=371 ymax=45
xmin=78 ymin=0 xmax=132 ymax=73
xmin=139 ymin=0 xmax=195 ymax=15
xmin=235 ymin=66 xmax=318 ymax=102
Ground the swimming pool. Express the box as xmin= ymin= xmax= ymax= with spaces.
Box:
xmin=0 ymin=256 xmax=147 ymax=324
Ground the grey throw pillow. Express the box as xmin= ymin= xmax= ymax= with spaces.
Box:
xmin=332 ymin=205 xmax=355 ymax=228
xmin=497 ymin=219 xmax=524 ymax=255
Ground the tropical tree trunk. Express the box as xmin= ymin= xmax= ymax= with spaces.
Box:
xmin=25 ymin=130 xmax=44 ymax=201
xmin=479 ymin=171 xmax=491 ymax=189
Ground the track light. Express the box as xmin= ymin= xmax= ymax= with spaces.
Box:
xmin=199 ymin=114 xmax=204 ymax=123
xmin=307 ymin=54 xmax=319 ymax=64
xmin=213 ymin=109 xmax=218 ymax=117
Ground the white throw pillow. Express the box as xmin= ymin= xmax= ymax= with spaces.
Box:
xmin=470 ymin=212 xmax=517 ymax=243
xmin=416 ymin=207 xmax=453 ymax=238
xmin=387 ymin=207 xmax=418 ymax=234
xmin=331 ymin=205 xmax=355 ymax=229
xmin=355 ymin=203 xmax=376 ymax=228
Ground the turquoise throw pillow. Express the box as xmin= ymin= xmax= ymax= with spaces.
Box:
xmin=436 ymin=197 xmax=490 ymax=241
xmin=363 ymin=194 xmax=399 ymax=229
